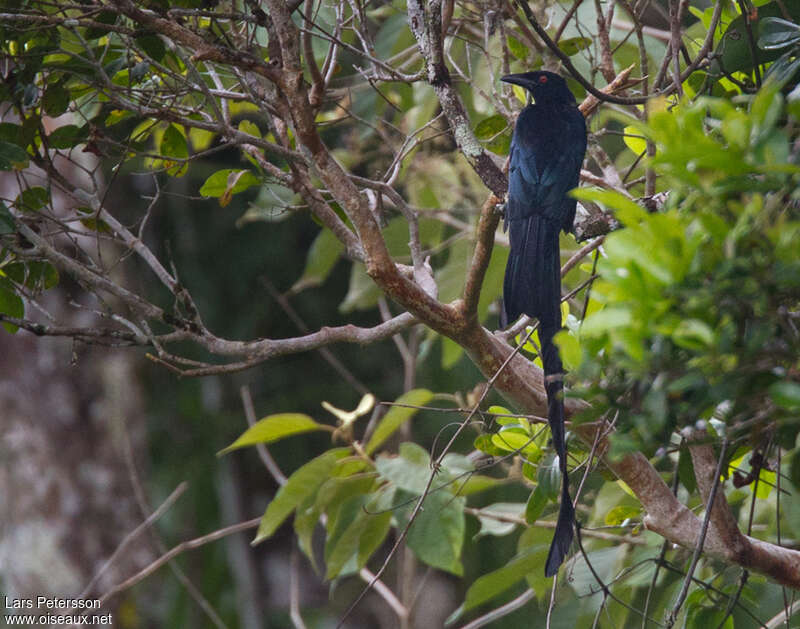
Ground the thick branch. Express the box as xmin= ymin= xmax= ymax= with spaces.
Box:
xmin=688 ymin=433 xmax=748 ymax=554
xmin=566 ymin=425 xmax=800 ymax=589
xmin=462 ymin=195 xmax=502 ymax=320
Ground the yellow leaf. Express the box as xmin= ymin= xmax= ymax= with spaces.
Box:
xmin=321 ymin=393 xmax=376 ymax=427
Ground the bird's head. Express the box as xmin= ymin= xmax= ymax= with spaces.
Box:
xmin=501 ymin=71 xmax=576 ymax=105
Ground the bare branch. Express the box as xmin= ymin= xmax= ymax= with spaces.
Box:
xmin=99 ymin=518 xmax=261 ymax=605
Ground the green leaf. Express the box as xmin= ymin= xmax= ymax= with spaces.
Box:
xmin=672 ymin=318 xmax=715 ymax=350
xmin=0 ymin=286 xmax=24 ymax=333
xmin=604 ymin=504 xmax=640 ymax=525
xmin=4 ymin=261 xmax=59 ymax=292
xmin=441 ymin=336 xmax=464 ymax=369
xmin=47 ymin=124 xmax=85 ymax=149
xmin=486 ymin=132 xmax=512 ymax=156
xmin=754 ymin=468 xmax=776 ymax=499
xmin=678 ymin=442 xmax=697 ymax=493
xmin=42 ymin=83 xmax=70 ymax=116
xmin=453 ymin=544 xmax=547 ymax=619
xmin=623 ymin=125 xmax=647 ymax=155
xmin=14 ymin=186 xmax=49 ymax=212
xmin=219 ymin=413 xmax=328 ymax=455
xmin=506 ymin=35 xmax=529 ymax=60
xmin=291 ymin=227 xmax=345 ymax=293
xmin=324 ymin=478 xmax=378 ymax=578
xmin=365 ymin=389 xmax=433 ymax=455
xmin=554 ymin=329 xmax=582 ymax=370
xmin=358 ymin=507 xmax=392 ymax=566
xmin=136 ymin=34 xmax=166 ymax=61
xmin=580 ymin=307 xmax=633 ymax=337
xmin=199 ymin=169 xmax=260 ymax=199
xmin=325 ymin=506 xmax=391 ymax=580
xmin=84 ymin=10 xmax=118 ymax=39
xmin=253 ymin=448 xmax=350 ymax=544
xmin=758 ymin=17 xmax=800 ymax=50
xmin=0 ymin=123 xmax=24 ymax=148
xmin=238 ymin=119 xmax=261 ymax=138
xmin=339 ymin=262 xmax=381 ymax=313
xmin=558 ymin=37 xmax=592 ymax=56
xmin=525 ymin=485 xmax=548 ymax=524
xmin=0 ymin=202 xmax=15 ymax=234
xmin=537 ymin=456 xmax=561 ymax=502
xmin=567 ymin=546 xmax=623 ymax=597
xmin=571 ymin=188 xmax=646 ymax=225
xmin=473 ymin=503 xmax=524 ymax=539
xmin=490 ymin=427 xmax=541 ymax=458
xmin=474 ymin=433 xmax=506 ymax=456
xmin=769 ymin=381 xmax=800 ymax=410
xmin=159 ymin=124 xmax=189 ymax=177
xmin=0 ymin=140 xmax=29 ymax=170
xmin=474 ymin=114 xmax=508 ymax=140
xmin=375 ymin=442 xmax=437 ymax=494
xmin=403 ymin=488 xmax=465 ymax=575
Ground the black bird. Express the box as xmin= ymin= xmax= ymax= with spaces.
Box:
xmin=500 ymin=70 xmax=587 ymax=576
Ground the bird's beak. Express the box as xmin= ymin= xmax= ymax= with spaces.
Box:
xmin=500 ymin=73 xmax=531 ymax=89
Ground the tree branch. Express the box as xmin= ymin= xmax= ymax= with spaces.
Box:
xmin=407 ymin=0 xmax=508 ymax=197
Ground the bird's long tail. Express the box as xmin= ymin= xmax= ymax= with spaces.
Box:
xmin=541 ymin=321 xmax=574 ymax=577
xmin=502 ymin=215 xmax=574 ymax=577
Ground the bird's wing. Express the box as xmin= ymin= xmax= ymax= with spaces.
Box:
xmin=507 ymin=106 xmax=586 ymax=226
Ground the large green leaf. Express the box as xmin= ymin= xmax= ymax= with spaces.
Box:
xmin=325 ymin=501 xmax=391 ymax=580
xmin=0 ymin=202 xmax=15 ymax=234
xmin=14 ymin=186 xmax=49 ymax=212
xmin=0 ymin=140 xmax=29 ymax=170
xmin=770 ymin=381 xmax=800 ymax=410
xmin=375 ymin=442 xmax=441 ymax=494
xmin=472 ymin=503 xmax=525 ymax=539
xmin=47 ymin=124 xmax=86 ymax=150
xmin=219 ymin=413 xmax=328 ymax=455
xmin=567 ymin=546 xmax=624 ymax=597
xmin=0 ymin=286 xmax=24 ymax=333
xmin=403 ymin=488 xmax=465 ymax=576
xmin=42 ymin=82 xmax=70 ymax=116
xmin=200 ymin=169 xmax=260 ymax=199
xmin=291 ymin=227 xmax=345 ymax=293
xmin=339 ymin=262 xmax=381 ymax=313
xmin=253 ymin=448 xmax=350 ymax=544
xmin=571 ymin=188 xmax=646 ymax=225
xmin=474 ymin=114 xmax=507 ymax=140
xmin=448 ymin=543 xmax=547 ymax=622
xmin=759 ymin=17 xmax=800 ymax=50
xmin=365 ymin=389 xmax=433 ymax=455
xmin=525 ymin=485 xmax=548 ymax=524
xmin=159 ymin=124 xmax=189 ymax=177
xmin=325 ymin=486 xmax=375 ymax=579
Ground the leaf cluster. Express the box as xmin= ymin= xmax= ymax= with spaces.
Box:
xmin=567 ymin=86 xmax=800 ymax=458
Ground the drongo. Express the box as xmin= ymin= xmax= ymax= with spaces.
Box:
xmin=500 ymin=70 xmax=587 ymax=576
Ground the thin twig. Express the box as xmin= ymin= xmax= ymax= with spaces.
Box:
xmin=458 ymin=589 xmax=536 ymax=629
xmin=79 ymin=482 xmax=188 ymax=598
xmin=667 ymin=438 xmax=729 ymax=627
xmin=98 ymin=518 xmax=262 ymax=605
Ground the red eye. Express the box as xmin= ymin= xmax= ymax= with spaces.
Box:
xmin=538 ymin=75 xmax=548 ymax=84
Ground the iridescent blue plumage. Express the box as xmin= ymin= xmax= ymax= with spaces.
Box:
xmin=500 ymin=71 xmax=587 ymax=576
